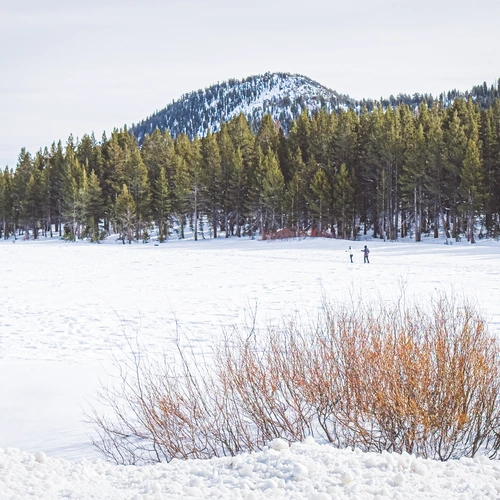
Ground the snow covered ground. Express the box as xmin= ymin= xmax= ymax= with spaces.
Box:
xmin=1 ymin=234 xmax=500 ymax=498
xmin=3 ymin=438 xmax=500 ymax=499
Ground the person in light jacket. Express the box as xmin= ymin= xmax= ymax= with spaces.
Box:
xmin=346 ymin=245 xmax=353 ymax=263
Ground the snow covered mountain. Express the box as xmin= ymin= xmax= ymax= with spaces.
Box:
xmin=130 ymin=72 xmax=357 ymax=142
xmin=129 ymin=72 xmax=500 ymax=143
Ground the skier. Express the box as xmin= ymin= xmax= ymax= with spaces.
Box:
xmin=362 ymin=245 xmax=370 ymax=264
xmin=346 ymin=245 xmax=353 ymax=263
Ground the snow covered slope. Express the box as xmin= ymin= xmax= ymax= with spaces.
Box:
xmin=129 ymin=73 xmax=500 ymax=144
xmin=130 ymin=72 xmax=355 ymax=142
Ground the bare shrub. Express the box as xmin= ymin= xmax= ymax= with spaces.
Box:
xmin=309 ymin=228 xmax=333 ymax=238
xmin=90 ymin=295 xmax=500 ymax=464
xmin=313 ymin=296 xmax=500 ymax=460
xmin=261 ymin=228 xmax=305 ymax=240
xmin=89 ymin=337 xmax=259 ymax=464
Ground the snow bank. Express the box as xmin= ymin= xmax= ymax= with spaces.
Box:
xmin=2 ymin=438 xmax=500 ymax=499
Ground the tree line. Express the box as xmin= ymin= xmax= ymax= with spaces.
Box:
xmin=1 ymin=96 xmax=500 ymax=243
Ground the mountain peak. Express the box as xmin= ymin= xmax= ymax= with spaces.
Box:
xmin=130 ymin=72 xmax=353 ymax=142
xmin=130 ymin=73 xmax=500 ymax=143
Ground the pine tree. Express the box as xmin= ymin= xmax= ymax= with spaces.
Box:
xmin=333 ymin=109 xmax=358 ymax=170
xmin=153 ymin=167 xmax=171 ymax=242
xmin=77 ymin=133 xmax=102 ymax=180
xmin=289 ymin=109 xmax=311 ymax=164
xmin=191 ymin=137 xmax=205 ymax=240
xmin=256 ymin=114 xmax=279 ymax=155
xmin=261 ymin=150 xmax=285 ymax=233
xmin=101 ymin=129 xmax=129 ymax=228
xmin=0 ymin=168 xmax=13 ymax=239
xmin=24 ymin=171 xmax=43 ymax=239
xmin=285 ymin=149 xmax=307 ymax=234
xmin=309 ymin=108 xmax=336 ymax=170
xmin=421 ymin=104 xmax=447 ymax=238
xmin=75 ymin=168 xmax=89 ymax=239
xmin=124 ymin=146 xmax=151 ymax=240
xmin=247 ymin=146 xmax=265 ymax=236
xmin=277 ymin=127 xmax=293 ymax=183
xmin=141 ymin=128 xmax=175 ymax=189
xmin=201 ymin=130 xmax=222 ymax=238
xmin=309 ymin=168 xmax=332 ymax=234
xmin=491 ymin=101 xmax=500 ymax=233
xmin=377 ymin=106 xmax=404 ymax=241
xmin=218 ymin=123 xmax=236 ymax=237
xmin=61 ymin=163 xmax=76 ymax=240
xmin=142 ymin=129 xmax=177 ymax=239
xmin=333 ymin=163 xmax=354 ymax=239
xmin=172 ymin=154 xmax=191 ymax=239
xmin=115 ymin=184 xmax=136 ymax=244
xmin=228 ymin=113 xmax=255 ymax=166
xmin=12 ymin=149 xmax=33 ymax=236
xmin=61 ymin=155 xmax=86 ymax=240
xmin=480 ymin=102 xmax=500 ymax=236
xmin=31 ymin=149 xmax=51 ymax=237
xmin=47 ymin=141 xmax=66 ymax=236
xmin=459 ymin=129 xmax=484 ymax=243
xmin=228 ymin=148 xmax=246 ymax=237
xmin=40 ymin=166 xmax=51 ymax=237
xmin=86 ymin=170 xmax=105 ymax=242
xmin=356 ymin=107 xmax=376 ymax=235
xmin=443 ymin=109 xmax=468 ymax=238
xmin=400 ymin=122 xmax=427 ymax=242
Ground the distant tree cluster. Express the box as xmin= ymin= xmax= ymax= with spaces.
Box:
xmin=2 ymin=96 xmax=500 ymax=243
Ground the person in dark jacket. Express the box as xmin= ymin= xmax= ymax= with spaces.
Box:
xmin=362 ymin=245 xmax=370 ymax=263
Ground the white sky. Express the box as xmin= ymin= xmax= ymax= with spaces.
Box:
xmin=1 ymin=0 xmax=499 ymax=169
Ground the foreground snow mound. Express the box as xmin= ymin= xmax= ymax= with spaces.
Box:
xmin=2 ymin=439 xmax=500 ymax=499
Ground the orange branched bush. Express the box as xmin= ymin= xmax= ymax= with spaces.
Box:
xmin=91 ymin=295 xmax=500 ymax=464
xmin=309 ymin=228 xmax=333 ymax=238
xmin=261 ymin=228 xmax=304 ymax=240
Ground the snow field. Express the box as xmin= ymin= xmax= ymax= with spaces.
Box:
xmin=1 ymin=235 xmax=500 ymax=498
xmin=2 ymin=236 xmax=499 ymax=365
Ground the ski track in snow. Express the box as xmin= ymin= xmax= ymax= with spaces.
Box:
xmin=1 ymin=235 xmax=500 ymax=499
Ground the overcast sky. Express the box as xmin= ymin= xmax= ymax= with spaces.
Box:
xmin=1 ymin=0 xmax=499 ymax=168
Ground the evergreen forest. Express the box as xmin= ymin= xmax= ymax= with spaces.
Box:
xmin=2 ymin=96 xmax=500 ymax=244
